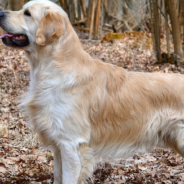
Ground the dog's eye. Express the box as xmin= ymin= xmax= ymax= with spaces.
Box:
xmin=24 ymin=10 xmax=31 ymax=16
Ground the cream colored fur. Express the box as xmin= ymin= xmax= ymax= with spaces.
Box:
xmin=1 ymin=0 xmax=184 ymax=183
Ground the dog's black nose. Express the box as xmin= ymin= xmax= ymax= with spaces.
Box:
xmin=0 ymin=11 xmax=5 ymax=19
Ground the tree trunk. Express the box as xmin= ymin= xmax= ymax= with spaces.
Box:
xmin=89 ymin=0 xmax=96 ymax=40
xmin=10 ymin=0 xmax=26 ymax=10
xmin=150 ymin=0 xmax=161 ymax=61
xmin=164 ymin=0 xmax=170 ymax=57
xmin=94 ymin=0 xmax=101 ymax=39
xmin=0 ymin=0 xmax=8 ymax=10
xmin=166 ymin=0 xmax=183 ymax=57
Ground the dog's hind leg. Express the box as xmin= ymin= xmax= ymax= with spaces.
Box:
xmin=77 ymin=144 xmax=95 ymax=184
xmin=163 ymin=120 xmax=184 ymax=157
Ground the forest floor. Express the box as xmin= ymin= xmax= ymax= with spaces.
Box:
xmin=1 ymin=32 xmax=184 ymax=184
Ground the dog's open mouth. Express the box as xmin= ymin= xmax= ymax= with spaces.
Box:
xmin=0 ymin=33 xmax=29 ymax=47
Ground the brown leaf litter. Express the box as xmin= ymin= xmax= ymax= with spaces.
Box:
xmin=1 ymin=33 xmax=184 ymax=183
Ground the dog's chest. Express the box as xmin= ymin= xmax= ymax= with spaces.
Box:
xmin=23 ymin=86 xmax=77 ymax=143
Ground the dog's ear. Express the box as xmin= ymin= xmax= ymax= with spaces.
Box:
xmin=36 ymin=11 xmax=65 ymax=46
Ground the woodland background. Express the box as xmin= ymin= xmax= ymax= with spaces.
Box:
xmin=1 ymin=0 xmax=184 ymax=183
xmin=0 ymin=0 xmax=184 ymax=63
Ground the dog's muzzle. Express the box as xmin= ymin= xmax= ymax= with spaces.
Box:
xmin=0 ymin=11 xmax=29 ymax=48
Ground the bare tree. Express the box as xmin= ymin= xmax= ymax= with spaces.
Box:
xmin=150 ymin=0 xmax=161 ymax=61
xmin=0 ymin=0 xmax=8 ymax=10
xmin=10 ymin=0 xmax=28 ymax=10
xmin=149 ymin=0 xmax=184 ymax=63
xmin=166 ymin=0 xmax=183 ymax=57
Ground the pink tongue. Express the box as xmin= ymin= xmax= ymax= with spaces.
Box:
xmin=0 ymin=33 xmax=14 ymax=39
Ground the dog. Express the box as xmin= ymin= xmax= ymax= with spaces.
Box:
xmin=0 ymin=0 xmax=184 ymax=183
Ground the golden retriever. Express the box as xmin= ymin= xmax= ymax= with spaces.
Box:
xmin=0 ymin=0 xmax=184 ymax=183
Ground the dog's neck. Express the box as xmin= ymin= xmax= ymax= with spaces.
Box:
xmin=24 ymin=24 xmax=93 ymax=90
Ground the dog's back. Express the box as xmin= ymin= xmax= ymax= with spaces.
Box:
xmin=74 ymin=60 xmax=184 ymax=158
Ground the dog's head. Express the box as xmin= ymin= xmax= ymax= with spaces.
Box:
xmin=0 ymin=0 xmax=67 ymax=49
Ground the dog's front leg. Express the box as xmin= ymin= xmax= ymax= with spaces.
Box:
xmin=53 ymin=147 xmax=63 ymax=184
xmin=61 ymin=141 xmax=81 ymax=184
